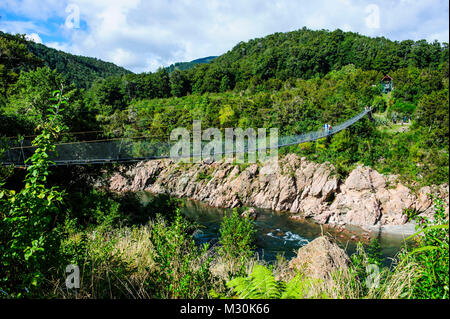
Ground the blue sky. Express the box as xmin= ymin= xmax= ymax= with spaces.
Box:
xmin=0 ymin=0 xmax=448 ymax=73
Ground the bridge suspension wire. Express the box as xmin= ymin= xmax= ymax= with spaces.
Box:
xmin=1 ymin=108 xmax=372 ymax=167
xmin=2 ymin=103 xmax=281 ymax=139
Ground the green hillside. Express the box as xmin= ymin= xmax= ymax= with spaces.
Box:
xmin=194 ymin=27 xmax=448 ymax=93
xmin=27 ymin=41 xmax=132 ymax=88
xmin=0 ymin=31 xmax=131 ymax=89
xmin=166 ymin=56 xmax=217 ymax=73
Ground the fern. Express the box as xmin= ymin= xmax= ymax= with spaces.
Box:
xmin=227 ymin=265 xmax=327 ymax=299
xmin=227 ymin=265 xmax=282 ymax=298
xmin=282 ymin=274 xmax=325 ymax=299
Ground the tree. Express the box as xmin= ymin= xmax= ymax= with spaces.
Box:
xmin=153 ymin=68 xmax=171 ymax=98
xmin=415 ymin=89 xmax=449 ymax=147
xmin=170 ymin=69 xmax=190 ymax=97
xmin=0 ymin=90 xmax=66 ymax=297
xmin=0 ymin=34 xmax=39 ymax=98
xmin=93 ymin=76 xmax=126 ymax=109
xmin=7 ymin=66 xmax=67 ymax=117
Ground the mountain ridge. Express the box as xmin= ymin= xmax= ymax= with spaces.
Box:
xmin=166 ymin=56 xmax=218 ymax=73
xmin=0 ymin=31 xmax=132 ymax=88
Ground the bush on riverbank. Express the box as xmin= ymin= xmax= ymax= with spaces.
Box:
xmin=217 ymin=209 xmax=257 ymax=277
xmin=56 ymin=212 xmax=218 ymax=299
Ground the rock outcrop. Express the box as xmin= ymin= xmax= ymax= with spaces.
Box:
xmin=241 ymin=207 xmax=258 ymax=220
xmin=288 ymin=236 xmax=350 ymax=280
xmin=108 ymin=154 xmax=449 ymax=229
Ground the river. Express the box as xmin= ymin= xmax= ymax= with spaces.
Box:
xmin=139 ymin=192 xmax=411 ymax=267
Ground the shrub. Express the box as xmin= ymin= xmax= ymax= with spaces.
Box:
xmin=400 ymin=196 xmax=449 ymax=298
xmin=217 ymin=209 xmax=257 ymax=276
xmin=0 ymin=90 xmax=66 ymax=297
xmin=57 ymin=226 xmax=142 ymax=299
xmin=350 ymin=238 xmax=384 ymax=296
xmin=147 ymin=210 xmax=213 ymax=298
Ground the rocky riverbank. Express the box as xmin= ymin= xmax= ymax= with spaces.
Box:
xmin=108 ymin=154 xmax=449 ymax=230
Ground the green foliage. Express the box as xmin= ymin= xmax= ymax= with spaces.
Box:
xmin=0 ymin=90 xmax=66 ymax=297
xmin=166 ymin=56 xmax=217 ymax=73
xmin=366 ymin=238 xmax=383 ymax=268
xmin=147 ymin=210 xmax=213 ymax=298
xmin=227 ymin=265 xmax=325 ymax=299
xmin=218 ymin=209 xmax=256 ymax=275
xmin=51 ymin=27 xmax=448 ymax=108
xmin=390 ymin=100 xmax=416 ymax=115
xmin=415 ymin=88 xmax=449 ymax=147
xmin=350 ymin=238 xmax=384 ymax=296
xmin=227 ymin=265 xmax=282 ymax=298
xmin=372 ymin=95 xmax=387 ymax=112
xmin=196 ymin=171 xmax=213 ymax=182
xmin=401 ymin=196 xmax=449 ymax=298
xmin=0 ymin=33 xmax=39 ymax=100
xmin=58 ymin=226 xmax=138 ymax=299
xmin=25 ymin=36 xmax=130 ymax=89
xmin=170 ymin=69 xmax=190 ymax=97
xmin=208 ymin=28 xmax=447 ymax=91
xmin=8 ymin=67 xmax=68 ymax=116
xmin=0 ymin=31 xmax=130 ymax=90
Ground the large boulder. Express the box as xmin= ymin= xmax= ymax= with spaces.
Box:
xmin=343 ymin=165 xmax=386 ymax=191
xmin=241 ymin=207 xmax=258 ymax=220
xmin=414 ymin=184 xmax=450 ymax=219
xmin=325 ymin=165 xmax=384 ymax=228
xmin=109 ymin=173 xmax=130 ymax=192
xmin=288 ymin=236 xmax=350 ymax=280
xmin=377 ymin=184 xmax=414 ymax=225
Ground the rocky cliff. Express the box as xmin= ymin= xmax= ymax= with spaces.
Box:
xmin=109 ymin=154 xmax=449 ymax=229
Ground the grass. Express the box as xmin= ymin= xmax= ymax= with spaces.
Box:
xmin=48 ymin=220 xmax=427 ymax=299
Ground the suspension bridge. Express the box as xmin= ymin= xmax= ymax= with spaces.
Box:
xmin=1 ymin=108 xmax=372 ymax=167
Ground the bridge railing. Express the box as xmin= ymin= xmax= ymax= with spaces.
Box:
xmin=1 ymin=108 xmax=371 ymax=167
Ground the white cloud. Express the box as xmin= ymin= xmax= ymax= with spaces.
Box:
xmin=0 ymin=20 xmax=45 ymax=35
xmin=1 ymin=0 xmax=449 ymax=73
xmin=46 ymin=41 xmax=71 ymax=52
xmin=25 ymin=32 xmax=42 ymax=43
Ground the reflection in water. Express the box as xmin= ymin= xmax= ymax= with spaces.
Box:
xmin=139 ymin=192 xmax=410 ymax=266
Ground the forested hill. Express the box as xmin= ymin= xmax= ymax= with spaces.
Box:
xmin=166 ymin=56 xmax=217 ymax=73
xmin=0 ymin=31 xmax=131 ymax=88
xmin=27 ymin=41 xmax=132 ymax=88
xmin=198 ymin=27 xmax=448 ymax=92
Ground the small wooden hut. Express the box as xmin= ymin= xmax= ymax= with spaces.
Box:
xmin=380 ymin=75 xmax=393 ymax=93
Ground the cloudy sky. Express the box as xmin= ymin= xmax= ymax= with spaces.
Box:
xmin=0 ymin=0 xmax=448 ymax=73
